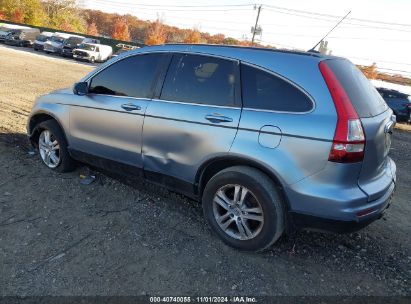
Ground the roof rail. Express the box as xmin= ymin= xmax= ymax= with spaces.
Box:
xmin=153 ymin=43 xmax=322 ymax=58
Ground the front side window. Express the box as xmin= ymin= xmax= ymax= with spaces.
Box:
xmin=161 ymin=54 xmax=238 ymax=107
xmin=89 ymin=54 xmax=165 ymax=98
xmin=241 ymin=64 xmax=313 ymax=112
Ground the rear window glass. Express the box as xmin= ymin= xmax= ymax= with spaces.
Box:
xmin=241 ymin=64 xmax=313 ymax=112
xmin=326 ymin=59 xmax=388 ymax=117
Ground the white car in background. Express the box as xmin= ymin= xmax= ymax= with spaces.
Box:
xmin=72 ymin=43 xmax=113 ymax=63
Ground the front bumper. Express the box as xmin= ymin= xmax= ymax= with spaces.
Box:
xmin=73 ymin=54 xmax=90 ymax=60
xmin=61 ymin=49 xmax=74 ymax=57
xmin=43 ymin=46 xmax=60 ymax=53
xmin=33 ymin=43 xmax=44 ymax=50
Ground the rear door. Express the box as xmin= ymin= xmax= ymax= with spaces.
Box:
xmin=142 ymin=53 xmax=242 ymax=193
xmin=326 ymin=59 xmax=395 ymax=200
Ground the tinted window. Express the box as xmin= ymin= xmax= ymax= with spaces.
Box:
xmin=326 ymin=59 xmax=388 ymax=117
xmin=89 ymin=54 xmax=164 ymax=98
xmin=241 ymin=64 xmax=313 ymax=112
xmin=161 ymin=54 xmax=238 ymax=106
xmin=36 ymin=35 xmax=48 ymax=42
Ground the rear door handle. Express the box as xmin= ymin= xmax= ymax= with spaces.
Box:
xmin=121 ymin=103 xmax=141 ymax=111
xmin=205 ymin=114 xmax=233 ymax=123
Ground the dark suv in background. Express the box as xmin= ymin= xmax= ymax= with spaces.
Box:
xmin=61 ymin=37 xmax=100 ymax=58
xmin=376 ymin=87 xmax=411 ymax=123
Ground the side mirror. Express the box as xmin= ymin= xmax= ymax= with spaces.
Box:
xmin=73 ymin=82 xmax=88 ymax=96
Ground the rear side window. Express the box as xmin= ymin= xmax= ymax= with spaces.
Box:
xmin=89 ymin=54 xmax=165 ymax=98
xmin=241 ymin=64 xmax=313 ymax=112
xmin=325 ymin=59 xmax=388 ymax=117
xmin=161 ymin=54 xmax=238 ymax=107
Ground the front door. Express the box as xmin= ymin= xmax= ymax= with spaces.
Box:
xmin=69 ymin=53 xmax=168 ymax=169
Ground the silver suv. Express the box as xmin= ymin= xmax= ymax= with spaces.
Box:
xmin=27 ymin=44 xmax=397 ymax=251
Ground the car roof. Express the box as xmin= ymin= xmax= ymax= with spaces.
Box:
xmin=131 ymin=43 xmax=338 ymax=60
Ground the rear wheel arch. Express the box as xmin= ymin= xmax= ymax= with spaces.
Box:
xmin=196 ymin=156 xmax=290 ymax=209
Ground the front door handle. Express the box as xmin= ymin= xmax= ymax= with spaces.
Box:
xmin=121 ymin=103 xmax=141 ymax=111
xmin=205 ymin=114 xmax=233 ymax=123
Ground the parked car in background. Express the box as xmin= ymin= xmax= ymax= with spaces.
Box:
xmin=0 ymin=27 xmax=11 ymax=42
xmin=109 ymin=43 xmax=139 ymax=59
xmin=4 ymin=28 xmax=40 ymax=47
xmin=0 ymin=29 xmax=11 ymax=43
xmin=108 ymin=48 xmax=129 ymax=59
xmin=27 ymin=44 xmax=396 ymax=251
xmin=61 ymin=37 xmax=100 ymax=58
xmin=376 ymin=87 xmax=411 ymax=123
xmin=60 ymin=35 xmax=85 ymax=57
xmin=72 ymin=43 xmax=113 ymax=63
xmin=0 ymin=24 xmax=30 ymax=43
xmin=33 ymin=32 xmax=54 ymax=51
xmin=84 ymin=38 xmax=101 ymax=44
xmin=43 ymin=33 xmax=72 ymax=54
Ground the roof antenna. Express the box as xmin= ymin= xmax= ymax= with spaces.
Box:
xmin=308 ymin=10 xmax=351 ymax=52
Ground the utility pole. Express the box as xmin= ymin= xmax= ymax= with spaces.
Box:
xmin=251 ymin=5 xmax=262 ymax=45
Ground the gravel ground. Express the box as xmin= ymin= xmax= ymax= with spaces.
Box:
xmin=0 ymin=45 xmax=410 ymax=296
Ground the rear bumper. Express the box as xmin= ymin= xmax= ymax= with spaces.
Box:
xmin=284 ymin=157 xmax=396 ymax=233
xmin=290 ymin=181 xmax=395 ymax=233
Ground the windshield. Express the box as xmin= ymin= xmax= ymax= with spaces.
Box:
xmin=78 ymin=44 xmax=96 ymax=51
xmin=36 ymin=35 xmax=49 ymax=42
xmin=65 ymin=37 xmax=83 ymax=46
xmin=51 ymin=36 xmax=65 ymax=43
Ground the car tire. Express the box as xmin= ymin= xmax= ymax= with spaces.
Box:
xmin=90 ymin=57 xmax=95 ymax=63
xmin=37 ymin=120 xmax=76 ymax=173
xmin=202 ymin=166 xmax=285 ymax=252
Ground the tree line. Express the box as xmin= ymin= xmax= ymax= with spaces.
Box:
xmin=0 ymin=0 xmax=257 ymax=46
xmin=1 ymin=0 xmax=408 ymax=85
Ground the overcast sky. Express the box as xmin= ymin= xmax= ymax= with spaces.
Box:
xmin=82 ymin=0 xmax=411 ymax=76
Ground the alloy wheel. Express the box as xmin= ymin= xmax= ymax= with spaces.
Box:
xmin=39 ymin=130 xmax=61 ymax=168
xmin=212 ymin=184 xmax=264 ymax=240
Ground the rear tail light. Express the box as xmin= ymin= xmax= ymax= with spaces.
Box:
xmin=319 ymin=61 xmax=365 ymax=163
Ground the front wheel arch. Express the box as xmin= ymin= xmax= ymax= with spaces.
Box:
xmin=28 ymin=113 xmax=68 ymax=149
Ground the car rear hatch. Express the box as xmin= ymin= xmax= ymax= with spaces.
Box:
xmin=323 ymin=58 xmax=395 ymax=201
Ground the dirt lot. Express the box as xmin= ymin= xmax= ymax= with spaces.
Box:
xmin=0 ymin=45 xmax=410 ymax=296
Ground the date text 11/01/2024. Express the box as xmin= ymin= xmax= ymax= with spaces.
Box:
xmin=149 ymin=297 xmax=257 ymax=303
